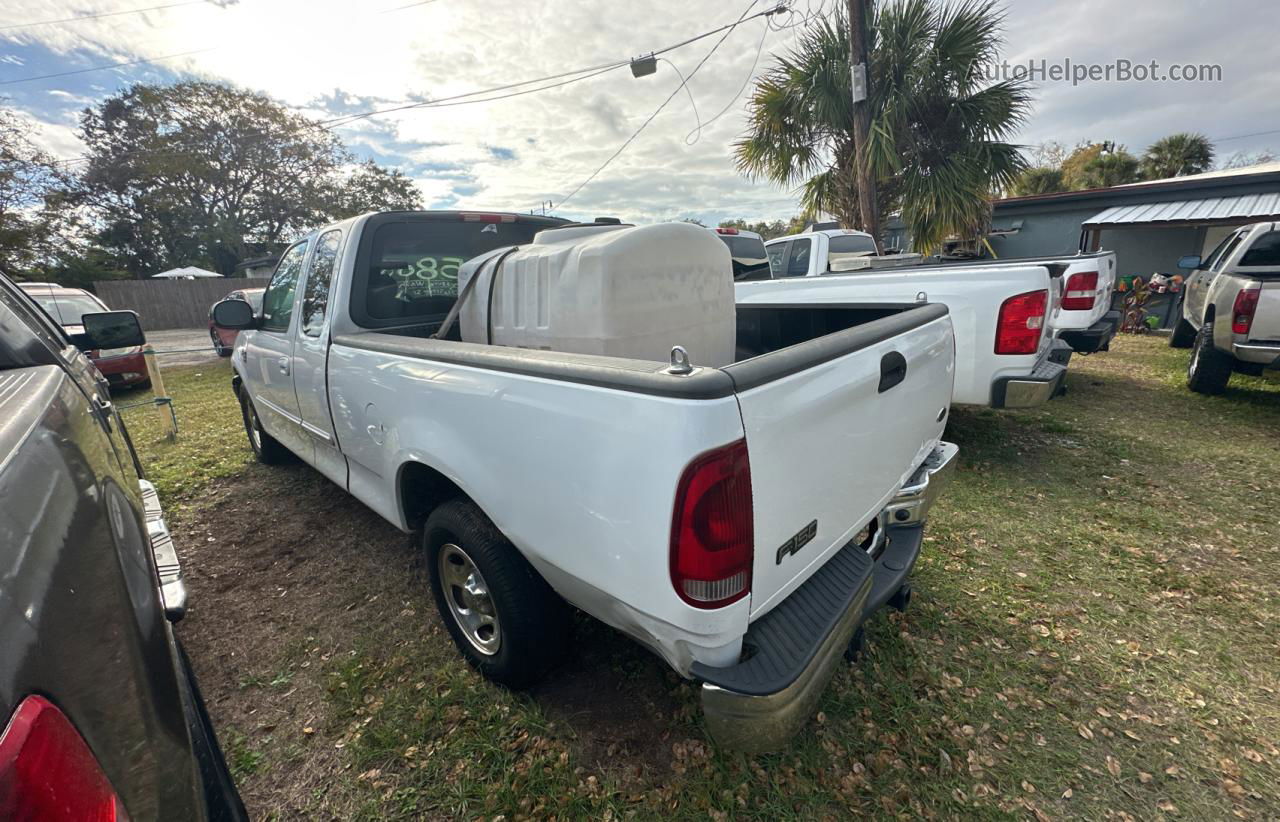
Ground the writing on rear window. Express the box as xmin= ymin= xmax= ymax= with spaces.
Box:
xmin=381 ymin=255 xmax=466 ymax=300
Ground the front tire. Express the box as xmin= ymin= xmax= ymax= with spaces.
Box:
xmin=1169 ymin=316 xmax=1196 ymax=348
xmin=424 ymin=499 xmax=569 ymax=688
xmin=239 ymin=388 xmax=290 ymax=464
xmin=1187 ymin=319 xmax=1233 ymax=395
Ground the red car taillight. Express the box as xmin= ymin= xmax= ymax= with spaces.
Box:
xmin=1061 ymin=271 xmax=1099 ymax=311
xmin=670 ymin=440 xmax=753 ymax=609
xmin=0 ymin=696 xmax=126 ymax=821
xmin=1232 ymin=287 xmax=1260 ymax=335
xmin=995 ymin=289 xmax=1049 ymax=355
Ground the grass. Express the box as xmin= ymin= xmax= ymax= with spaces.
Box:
xmin=120 ymin=358 xmax=249 ymax=506
xmin=140 ymin=336 xmax=1280 ymax=819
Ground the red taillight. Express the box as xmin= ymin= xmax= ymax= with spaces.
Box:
xmin=995 ymin=289 xmax=1048 ymax=355
xmin=1062 ymin=271 xmax=1099 ymax=311
xmin=1232 ymin=287 xmax=1261 ymax=334
xmin=459 ymin=212 xmax=515 ymax=223
xmin=0 ymin=696 xmax=125 ymax=821
xmin=715 ymin=227 xmax=739 ymax=235
xmin=670 ymin=440 xmax=753 ymax=609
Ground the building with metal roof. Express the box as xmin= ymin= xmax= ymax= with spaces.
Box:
xmin=975 ymin=162 xmax=1280 ymax=326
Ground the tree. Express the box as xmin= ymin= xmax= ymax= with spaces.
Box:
xmin=0 ymin=105 xmax=70 ymax=274
xmin=1141 ymin=133 xmax=1214 ymax=180
xmin=72 ymin=82 xmax=422 ymax=277
xmin=1060 ymin=142 xmax=1106 ymax=190
xmin=735 ymin=0 xmax=1030 ymax=253
xmin=1010 ymin=167 xmax=1066 ymax=196
xmin=718 ymin=218 xmax=804 ymax=240
xmin=1077 ymin=150 xmax=1141 ymax=189
xmin=1221 ymin=149 xmax=1276 ymax=170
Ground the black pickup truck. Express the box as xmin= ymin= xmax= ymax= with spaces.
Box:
xmin=0 ymin=274 xmax=243 ymax=820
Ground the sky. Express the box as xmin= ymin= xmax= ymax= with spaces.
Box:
xmin=1 ymin=0 xmax=1277 ymax=226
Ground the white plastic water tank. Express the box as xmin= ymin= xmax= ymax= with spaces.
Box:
xmin=457 ymin=222 xmax=736 ymax=367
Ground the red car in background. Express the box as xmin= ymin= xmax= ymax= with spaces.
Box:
xmin=20 ymin=284 xmax=152 ymax=391
xmin=209 ymin=287 xmax=265 ymax=356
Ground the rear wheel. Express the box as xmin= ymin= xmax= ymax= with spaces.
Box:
xmin=424 ymin=499 xmax=569 ymax=688
xmin=1169 ymin=316 xmax=1196 ymax=348
xmin=239 ymin=388 xmax=290 ymax=464
xmin=1186 ymin=320 xmax=1233 ymax=395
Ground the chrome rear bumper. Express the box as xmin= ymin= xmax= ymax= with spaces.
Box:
xmin=697 ymin=442 xmax=958 ymax=752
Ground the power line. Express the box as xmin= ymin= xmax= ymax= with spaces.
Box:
xmin=0 ymin=0 xmax=214 ymax=32
xmin=552 ymin=1 xmax=778 ymax=211
xmin=320 ymin=3 xmax=789 ymax=128
xmin=1212 ymin=128 xmax=1280 ymax=144
xmin=0 ymin=47 xmax=214 ymax=86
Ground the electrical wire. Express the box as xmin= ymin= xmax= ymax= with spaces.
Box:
xmin=320 ymin=3 xmax=789 ymax=128
xmin=0 ymin=47 xmax=215 ymax=86
xmin=552 ymin=0 xmax=778 ymax=212
xmin=683 ymin=12 xmax=771 ymax=145
xmin=1212 ymin=127 xmax=1280 ymax=144
xmin=0 ymin=0 xmax=214 ymax=32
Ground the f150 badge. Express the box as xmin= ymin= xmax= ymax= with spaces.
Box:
xmin=776 ymin=519 xmax=818 ymax=565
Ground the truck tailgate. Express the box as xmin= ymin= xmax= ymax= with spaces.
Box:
xmin=724 ymin=304 xmax=954 ymax=619
xmin=1250 ymin=281 xmax=1280 ymax=341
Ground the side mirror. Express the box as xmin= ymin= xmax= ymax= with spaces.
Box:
xmin=212 ymin=298 xmax=256 ymax=329
xmin=76 ymin=311 xmax=145 ymax=351
xmin=1177 ymin=254 xmax=1202 ymax=270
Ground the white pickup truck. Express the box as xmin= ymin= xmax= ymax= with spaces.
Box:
xmin=755 ymin=229 xmax=1121 ymax=407
xmin=215 ymin=211 xmax=959 ymax=750
xmin=1172 ymin=221 xmax=1280 ymax=393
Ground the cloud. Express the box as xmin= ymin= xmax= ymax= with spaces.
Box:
xmin=1 ymin=0 xmax=1271 ymax=222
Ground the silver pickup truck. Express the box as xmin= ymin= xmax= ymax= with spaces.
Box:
xmin=1172 ymin=222 xmax=1280 ymax=393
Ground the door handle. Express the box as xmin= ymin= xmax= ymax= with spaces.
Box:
xmin=878 ymin=351 xmax=907 ymax=393
xmin=277 ymin=356 xmax=290 ymax=375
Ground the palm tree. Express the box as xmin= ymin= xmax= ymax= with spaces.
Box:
xmin=1141 ymin=133 xmax=1215 ymax=180
xmin=1011 ymin=166 xmax=1066 ymax=196
xmin=735 ymin=0 xmax=1031 ymax=252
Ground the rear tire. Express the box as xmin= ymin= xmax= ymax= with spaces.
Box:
xmin=1186 ymin=320 xmax=1233 ymax=395
xmin=239 ymin=388 xmax=290 ymax=464
xmin=424 ymin=499 xmax=569 ymax=688
xmin=1169 ymin=316 xmax=1196 ymax=348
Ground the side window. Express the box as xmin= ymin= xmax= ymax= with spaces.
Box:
xmin=766 ymin=243 xmax=788 ymax=277
xmin=784 ymin=238 xmax=811 ymax=277
xmin=1211 ymin=232 xmax=1246 ymax=273
xmin=261 ymin=241 xmax=308 ymax=333
xmin=1240 ymin=231 xmax=1280 ymax=267
xmin=301 ymin=230 xmax=341 ymax=337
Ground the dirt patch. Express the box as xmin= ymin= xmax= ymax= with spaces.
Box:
xmin=172 ymin=463 xmax=687 ymax=816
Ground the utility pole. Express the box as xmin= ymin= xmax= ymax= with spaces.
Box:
xmin=846 ymin=0 xmax=882 ymax=252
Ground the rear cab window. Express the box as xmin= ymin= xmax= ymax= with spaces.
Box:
xmin=1240 ymin=231 xmax=1280 ymax=267
xmin=766 ymin=243 xmax=788 ymax=278
xmin=716 ymin=235 xmax=771 ymax=281
xmin=350 ymin=213 xmax=564 ymax=328
xmin=826 ymin=233 xmax=878 ymax=271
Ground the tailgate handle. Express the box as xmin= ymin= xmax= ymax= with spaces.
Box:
xmin=878 ymin=351 xmax=907 ymax=393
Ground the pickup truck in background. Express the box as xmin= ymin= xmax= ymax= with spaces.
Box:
xmin=214 ymin=210 xmax=959 ymax=751
xmin=0 ymin=274 xmax=244 ymax=820
xmin=748 ymin=236 xmax=1078 ymax=409
xmin=1172 ymin=221 xmax=1280 ymax=393
xmin=707 ymin=226 xmax=772 ymax=281
xmin=764 ymin=229 xmax=1121 ymax=356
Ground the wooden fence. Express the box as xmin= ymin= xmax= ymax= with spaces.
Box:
xmin=94 ymin=278 xmax=270 ymax=330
